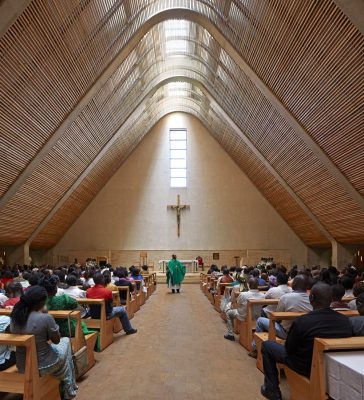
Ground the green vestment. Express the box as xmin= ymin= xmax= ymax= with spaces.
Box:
xmin=166 ymin=259 xmax=186 ymax=285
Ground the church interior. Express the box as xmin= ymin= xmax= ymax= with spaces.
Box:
xmin=0 ymin=1 xmax=363 ymax=399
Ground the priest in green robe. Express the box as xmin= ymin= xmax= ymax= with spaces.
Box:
xmin=166 ymin=254 xmax=186 ymax=293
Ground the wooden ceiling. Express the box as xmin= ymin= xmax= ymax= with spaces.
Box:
xmin=0 ymin=0 xmax=363 ymax=249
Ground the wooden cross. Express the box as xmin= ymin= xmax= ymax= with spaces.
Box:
xmin=167 ymin=194 xmax=190 ymax=237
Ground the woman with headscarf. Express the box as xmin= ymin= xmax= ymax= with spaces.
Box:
xmin=10 ymin=285 xmax=77 ymax=399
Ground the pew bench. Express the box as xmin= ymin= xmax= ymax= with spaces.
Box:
xmin=0 ymin=309 xmax=97 ymax=374
xmin=214 ymin=283 xmax=234 ymax=312
xmin=238 ymin=298 xmax=279 ymax=351
xmin=0 ymin=334 xmax=61 ymax=400
xmin=285 ymin=337 xmax=364 ymax=400
xmin=77 ymin=298 xmax=122 ymax=351
xmin=114 ymin=286 xmax=134 ymax=319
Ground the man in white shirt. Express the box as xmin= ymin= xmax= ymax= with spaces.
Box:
xmin=249 ymin=275 xmax=312 ymax=356
xmin=262 ymin=273 xmax=292 ymax=316
xmin=63 ymin=275 xmax=86 ymax=299
xmin=224 ymin=278 xmax=264 ymax=341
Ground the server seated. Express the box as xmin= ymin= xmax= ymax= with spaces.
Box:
xmin=86 ymin=272 xmax=137 ymax=335
xmin=10 ymin=286 xmax=77 ymax=399
xmin=224 ymin=278 xmax=264 ymax=342
xmin=260 ymin=282 xmax=352 ymax=400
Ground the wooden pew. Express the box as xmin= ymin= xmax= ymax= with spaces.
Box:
xmin=77 ymin=298 xmax=122 ymax=351
xmin=0 ymin=308 xmax=98 ymax=374
xmin=151 ymin=273 xmax=157 ymax=292
xmin=114 ymin=286 xmax=134 ymax=319
xmin=238 ymin=298 xmax=279 ymax=351
xmin=144 ymin=276 xmax=152 ymax=298
xmin=285 ymin=336 xmax=364 ymax=400
xmin=50 ymin=310 xmax=97 ymax=375
xmin=213 ymin=283 xmax=231 ymax=312
xmin=134 ymin=279 xmax=145 ymax=306
xmin=207 ymin=278 xmax=217 ymax=305
xmin=0 ymin=334 xmax=61 ymax=400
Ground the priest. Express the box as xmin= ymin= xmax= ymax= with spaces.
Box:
xmin=166 ymin=254 xmax=186 ymax=293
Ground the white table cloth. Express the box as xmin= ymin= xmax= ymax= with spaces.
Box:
xmin=325 ymin=351 xmax=364 ymax=400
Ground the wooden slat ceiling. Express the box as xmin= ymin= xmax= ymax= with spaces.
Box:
xmin=0 ymin=0 xmax=363 ymax=249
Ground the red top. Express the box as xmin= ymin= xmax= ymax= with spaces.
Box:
xmin=86 ymin=284 xmax=112 ymax=301
xmin=4 ymin=297 xmax=20 ymax=307
xmin=86 ymin=284 xmax=113 ymax=318
xmin=1 ymin=278 xmax=13 ymax=287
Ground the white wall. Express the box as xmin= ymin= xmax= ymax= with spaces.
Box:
xmin=53 ymin=113 xmax=308 ymax=266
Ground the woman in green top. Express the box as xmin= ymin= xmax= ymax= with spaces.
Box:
xmin=166 ymin=254 xmax=186 ymax=294
xmin=40 ymin=275 xmax=92 ymax=336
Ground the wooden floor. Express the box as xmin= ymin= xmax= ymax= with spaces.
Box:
xmin=76 ymin=284 xmax=288 ymax=400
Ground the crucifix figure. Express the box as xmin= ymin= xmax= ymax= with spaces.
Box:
xmin=167 ymin=194 xmax=190 ymax=237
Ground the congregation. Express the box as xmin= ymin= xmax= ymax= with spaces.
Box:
xmin=202 ymin=263 xmax=364 ymax=400
xmin=0 ymin=262 xmax=154 ymax=399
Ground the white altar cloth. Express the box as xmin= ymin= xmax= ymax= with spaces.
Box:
xmin=158 ymin=259 xmax=198 ymax=273
xmin=325 ymin=351 xmax=364 ymax=400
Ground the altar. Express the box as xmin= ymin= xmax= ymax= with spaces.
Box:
xmin=159 ymin=259 xmax=198 ymax=273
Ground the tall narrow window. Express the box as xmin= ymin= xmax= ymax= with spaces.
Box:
xmin=170 ymin=129 xmax=187 ymax=187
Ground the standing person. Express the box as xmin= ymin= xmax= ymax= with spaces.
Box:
xmin=167 ymin=254 xmax=186 ymax=294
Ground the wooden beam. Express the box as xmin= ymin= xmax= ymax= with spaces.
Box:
xmin=3 ymin=8 xmax=363 ymax=215
xmin=27 ymin=74 xmax=334 ymax=246
xmin=333 ymin=0 xmax=364 ymax=36
xmin=0 ymin=0 xmax=33 ymax=40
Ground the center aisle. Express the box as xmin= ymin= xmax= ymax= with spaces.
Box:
xmin=76 ymin=284 xmax=275 ymax=400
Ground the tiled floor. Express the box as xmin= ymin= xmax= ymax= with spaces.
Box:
xmin=75 ymin=284 xmax=289 ymax=400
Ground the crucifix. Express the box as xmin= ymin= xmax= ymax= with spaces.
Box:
xmin=167 ymin=194 xmax=190 ymax=237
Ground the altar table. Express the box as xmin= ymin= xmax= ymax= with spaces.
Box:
xmin=158 ymin=259 xmax=198 ymax=273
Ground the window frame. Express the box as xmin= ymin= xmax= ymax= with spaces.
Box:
xmin=169 ymin=128 xmax=187 ymax=188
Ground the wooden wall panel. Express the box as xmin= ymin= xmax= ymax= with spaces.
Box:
xmin=1 ymin=1 xmax=363 ymax=249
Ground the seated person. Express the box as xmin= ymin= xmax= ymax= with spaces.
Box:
xmin=262 ymin=272 xmax=292 ymax=317
xmin=10 ymin=286 xmax=77 ymax=399
xmin=260 ymin=283 xmax=352 ymax=400
xmin=81 ymin=271 xmax=95 ymax=288
xmin=340 ymin=274 xmax=355 ymax=297
xmin=103 ymin=271 xmax=118 ymax=291
xmin=224 ymin=278 xmax=264 ymax=341
xmin=130 ymin=268 xmax=144 ymax=283
xmin=141 ymin=265 xmax=150 ymax=277
xmin=0 ymin=315 xmax=16 ymax=371
xmin=3 ymin=282 xmax=23 ymax=308
xmin=252 ymin=275 xmax=312 ymax=359
xmin=350 ymin=292 xmax=364 ymax=336
xmin=63 ymin=274 xmax=86 ymax=299
xmin=115 ymin=267 xmax=135 ymax=304
xmin=1 ymin=271 xmax=13 ymax=287
xmin=40 ymin=275 xmax=90 ymax=336
xmin=217 ymin=269 xmax=234 ymax=294
xmin=349 ymin=282 xmax=364 ymax=310
xmin=87 ymin=273 xmax=137 ymax=335
xmin=253 ymin=275 xmax=312 ymax=346
xmin=330 ymin=284 xmax=350 ymax=310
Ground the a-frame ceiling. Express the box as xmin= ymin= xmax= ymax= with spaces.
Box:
xmin=0 ymin=0 xmax=363 ymax=250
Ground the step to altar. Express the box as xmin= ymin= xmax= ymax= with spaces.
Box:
xmin=155 ymin=272 xmax=200 ymax=284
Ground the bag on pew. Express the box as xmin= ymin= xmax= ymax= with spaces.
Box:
xmin=67 ymin=316 xmax=88 ymax=379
